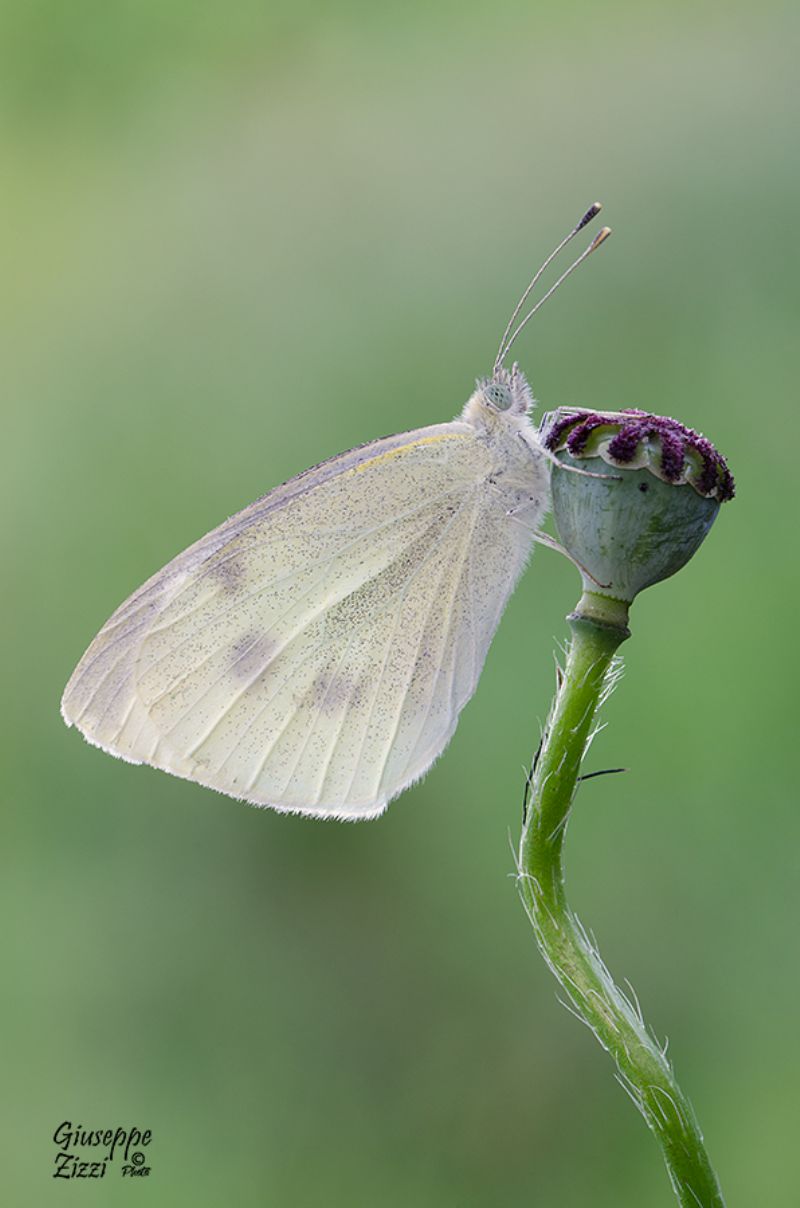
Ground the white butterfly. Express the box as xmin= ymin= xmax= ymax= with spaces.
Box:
xmin=61 ymin=207 xmax=610 ymax=820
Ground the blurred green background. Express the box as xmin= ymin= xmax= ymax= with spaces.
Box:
xmin=3 ymin=2 xmax=798 ymax=1204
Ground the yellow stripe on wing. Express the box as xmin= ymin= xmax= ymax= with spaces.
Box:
xmin=347 ymin=432 xmax=469 ymax=476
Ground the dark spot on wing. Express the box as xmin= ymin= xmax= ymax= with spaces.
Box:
xmin=302 ymin=670 xmax=367 ymax=716
xmin=210 ymin=552 xmax=245 ymax=593
xmin=230 ymin=633 xmax=277 ymax=681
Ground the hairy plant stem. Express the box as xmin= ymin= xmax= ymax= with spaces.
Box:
xmin=517 ymin=593 xmax=725 ymax=1207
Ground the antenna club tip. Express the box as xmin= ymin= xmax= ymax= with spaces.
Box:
xmin=577 ymin=201 xmax=603 ymax=230
xmin=590 ymin=226 xmax=612 ymax=250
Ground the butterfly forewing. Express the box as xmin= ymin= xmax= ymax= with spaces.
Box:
xmin=62 ymin=421 xmax=537 ymax=818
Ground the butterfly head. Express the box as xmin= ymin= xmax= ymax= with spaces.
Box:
xmin=463 ymin=365 xmax=534 ymax=428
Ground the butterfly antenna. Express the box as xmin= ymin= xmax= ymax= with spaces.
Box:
xmin=493 ymin=202 xmax=603 ymax=375
xmin=496 ymin=223 xmax=611 ymax=370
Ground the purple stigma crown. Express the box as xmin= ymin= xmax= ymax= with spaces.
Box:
xmin=543 ymin=408 xmax=735 ymax=503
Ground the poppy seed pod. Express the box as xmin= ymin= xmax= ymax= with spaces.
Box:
xmin=543 ymin=408 xmax=735 ymax=613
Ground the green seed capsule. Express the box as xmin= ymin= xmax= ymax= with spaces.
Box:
xmin=543 ymin=408 xmax=735 ymax=608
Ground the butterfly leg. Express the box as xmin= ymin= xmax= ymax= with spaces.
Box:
xmin=539 ymin=442 xmax=622 ymax=480
xmin=518 ymin=434 xmax=620 ymax=480
xmin=504 ymin=512 xmax=611 ymax=589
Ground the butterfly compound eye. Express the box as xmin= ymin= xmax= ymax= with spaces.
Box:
xmin=483 ymin=382 xmax=513 ymax=411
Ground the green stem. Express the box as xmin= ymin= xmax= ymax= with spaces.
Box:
xmin=517 ymin=593 xmax=725 ymax=1208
